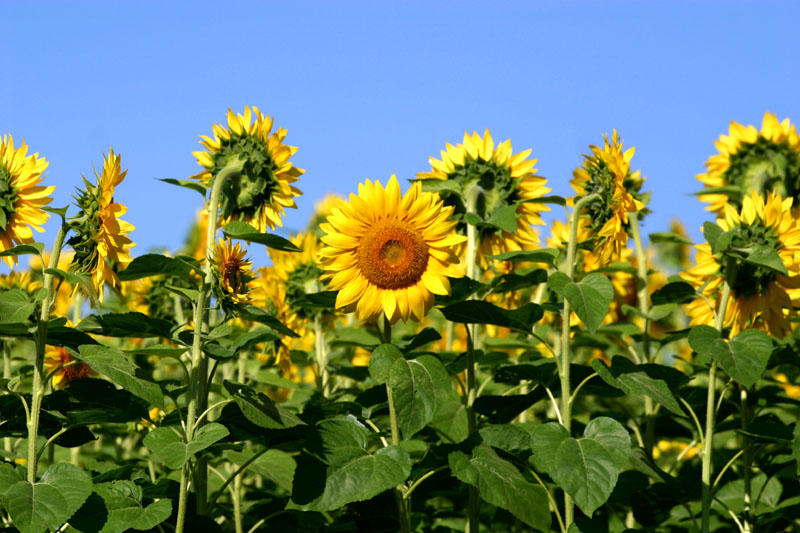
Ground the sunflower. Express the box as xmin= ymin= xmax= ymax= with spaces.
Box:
xmin=697 ymin=112 xmax=800 ymax=214
xmin=0 ymin=270 xmax=41 ymax=295
xmin=306 ymin=193 xmax=344 ymax=237
xmin=44 ymin=345 xmax=91 ymax=388
xmin=319 ymin=176 xmax=466 ymax=323
xmin=68 ymin=149 xmax=135 ymax=302
xmin=682 ymin=191 xmax=800 ymax=337
xmin=183 ymin=209 xmax=210 ymax=261
xmin=571 ymin=131 xmax=647 ymax=265
xmin=417 ymin=130 xmax=550 ymax=259
xmin=191 ymin=106 xmax=303 ymax=232
xmin=0 ymin=135 xmax=55 ymax=267
xmin=29 ymin=251 xmax=75 ymax=318
xmin=270 ymin=232 xmax=326 ymax=327
xmin=213 ymin=238 xmax=253 ymax=306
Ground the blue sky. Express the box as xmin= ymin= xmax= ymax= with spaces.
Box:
xmin=2 ymin=1 xmax=798 ymax=270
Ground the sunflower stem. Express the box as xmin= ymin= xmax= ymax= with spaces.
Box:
xmin=178 ymin=158 xmax=243 ymax=533
xmin=629 ymin=215 xmax=656 ymax=454
xmin=314 ymin=315 xmax=330 ymax=397
xmin=3 ymin=340 xmax=12 ymax=456
xmin=701 ymin=281 xmax=731 ymax=533
xmin=560 ymin=193 xmax=597 ymax=527
xmin=740 ymin=386 xmax=753 ymax=532
xmin=27 ymin=223 xmax=67 ymax=482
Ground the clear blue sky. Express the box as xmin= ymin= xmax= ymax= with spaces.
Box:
xmin=2 ymin=1 xmax=798 ymax=270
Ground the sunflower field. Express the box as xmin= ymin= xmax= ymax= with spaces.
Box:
xmin=1 ymin=107 xmax=800 ymax=533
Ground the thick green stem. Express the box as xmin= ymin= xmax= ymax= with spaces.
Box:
xmin=3 ymin=341 xmax=12 ymax=456
xmin=560 ymin=194 xmax=597 ymax=527
xmin=740 ymin=387 xmax=752 ymax=532
xmin=464 ymin=185 xmax=480 ymax=533
xmin=629 ymin=215 xmax=656 ymax=453
xmin=177 ymin=158 xmax=243 ymax=533
xmin=314 ymin=315 xmax=330 ymax=397
xmin=27 ymin=224 xmax=67 ymax=482
xmin=701 ymin=282 xmax=731 ymax=533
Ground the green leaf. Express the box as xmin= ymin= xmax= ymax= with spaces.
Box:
xmin=238 ymin=449 xmax=297 ymax=492
xmin=368 ymin=344 xmax=403 ymax=384
xmin=650 ymin=281 xmax=696 ymax=305
xmin=485 ymin=204 xmax=519 ymax=233
xmin=532 ymin=417 xmax=630 ymax=517
xmin=592 ymin=357 xmax=686 ymax=416
xmin=0 ymin=462 xmax=23 ymax=495
xmin=100 ymin=498 xmax=172 ymax=533
xmin=440 ymin=301 xmax=543 ymax=332
xmin=330 ymin=326 xmax=380 ymax=349
xmin=524 ymin=194 xmax=567 ymax=206
xmin=0 ymin=289 xmax=35 ymax=324
xmin=294 ymin=445 xmax=411 ymax=512
xmin=389 ymin=356 xmax=437 ymax=439
xmin=479 ymin=424 xmax=534 ymax=452
xmin=424 ymin=354 xmax=468 ymax=443
xmin=648 ymin=232 xmax=692 ymax=245
xmin=689 ymin=326 xmax=772 ymax=387
xmin=418 ymin=178 xmax=462 ymax=195
xmin=550 ymin=272 xmax=613 ymax=333
xmin=223 ymin=380 xmax=303 ymax=429
xmin=118 ymin=254 xmax=199 ymax=281
xmin=222 ymin=221 xmax=301 ymax=252
xmin=75 ymin=345 xmax=164 ymax=408
xmin=0 ymin=242 xmax=44 ymax=258
xmin=293 ymin=290 xmax=338 ymax=309
xmin=399 ymin=327 xmax=442 ymax=353
xmin=687 ymin=324 xmax=721 ymax=360
xmin=490 ymin=269 xmax=547 ymax=294
xmin=237 ymin=304 xmax=299 ymax=338
xmin=703 ymin=221 xmax=725 ymax=253
xmin=163 ymin=284 xmax=200 ymax=301
xmin=143 ymin=423 xmax=229 ymax=470
xmin=793 ymin=423 xmax=800 ymax=475
xmin=0 ymin=463 xmax=92 ymax=533
xmin=78 ymin=312 xmax=173 ymax=338
xmin=158 ymin=177 xmax=207 ymax=197
xmin=489 ymin=247 xmax=560 ymax=266
xmin=449 ymin=445 xmax=550 ymax=530
xmin=742 ymin=244 xmax=788 ymax=275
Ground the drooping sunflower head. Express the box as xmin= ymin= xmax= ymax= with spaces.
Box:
xmin=68 ymin=149 xmax=135 ymax=302
xmin=0 ymin=135 xmax=55 ymax=267
xmin=682 ymin=190 xmax=800 ymax=336
xmin=319 ymin=176 xmax=466 ymax=324
xmin=417 ymin=130 xmax=550 ymax=258
xmin=191 ymin=106 xmax=303 ymax=232
xmin=571 ymin=131 xmax=647 ymax=265
xmin=697 ymin=112 xmax=800 ymax=214
xmin=213 ymin=238 xmax=254 ymax=307
xmin=44 ymin=345 xmax=91 ymax=388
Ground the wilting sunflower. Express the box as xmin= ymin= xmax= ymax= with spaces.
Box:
xmin=191 ymin=106 xmax=303 ymax=231
xmin=319 ymin=176 xmax=466 ymax=323
xmin=44 ymin=345 xmax=91 ymax=388
xmin=418 ymin=130 xmax=550 ymax=259
xmin=213 ymin=238 xmax=253 ymax=306
xmin=682 ymin=191 xmax=800 ymax=337
xmin=68 ymin=150 xmax=135 ymax=302
xmin=571 ymin=131 xmax=647 ymax=265
xmin=697 ymin=112 xmax=800 ymax=214
xmin=0 ymin=135 xmax=55 ymax=267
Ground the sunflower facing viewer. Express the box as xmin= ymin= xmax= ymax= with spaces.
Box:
xmin=0 ymin=135 xmax=56 ymax=267
xmin=319 ymin=176 xmax=465 ymax=323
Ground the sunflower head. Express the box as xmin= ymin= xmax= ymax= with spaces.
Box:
xmin=0 ymin=135 xmax=55 ymax=267
xmin=683 ymin=190 xmax=800 ymax=336
xmin=571 ymin=131 xmax=647 ymax=265
xmin=417 ymin=130 xmax=550 ymax=259
xmin=44 ymin=345 xmax=92 ymax=388
xmin=269 ymin=232 xmax=326 ymax=323
xmin=68 ymin=149 xmax=135 ymax=302
xmin=306 ymin=193 xmax=344 ymax=238
xmin=698 ymin=112 xmax=800 ymax=214
xmin=213 ymin=238 xmax=253 ymax=308
xmin=191 ymin=106 xmax=303 ymax=231
xmin=319 ymin=176 xmax=466 ymax=324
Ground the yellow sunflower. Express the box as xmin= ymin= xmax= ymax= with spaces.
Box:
xmin=44 ymin=345 xmax=92 ymax=388
xmin=306 ymin=193 xmax=344 ymax=237
xmin=0 ymin=135 xmax=55 ymax=267
xmin=682 ymin=191 xmax=800 ymax=337
xmin=269 ymin=232 xmax=325 ymax=326
xmin=191 ymin=106 xmax=303 ymax=232
xmin=697 ymin=112 xmax=800 ymax=214
xmin=0 ymin=270 xmax=41 ymax=295
xmin=319 ymin=176 xmax=466 ymax=323
xmin=418 ymin=130 xmax=550 ymax=259
xmin=68 ymin=149 xmax=135 ymax=302
xmin=571 ymin=131 xmax=647 ymax=265
xmin=213 ymin=238 xmax=253 ymax=305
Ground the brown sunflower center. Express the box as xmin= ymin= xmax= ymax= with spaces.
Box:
xmin=357 ymin=220 xmax=429 ymax=289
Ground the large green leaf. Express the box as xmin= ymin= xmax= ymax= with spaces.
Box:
xmin=426 ymin=355 xmax=469 ymax=443
xmin=223 ymin=380 xmax=303 ymax=429
xmin=78 ymin=312 xmax=173 ymax=338
xmin=549 ymin=272 xmax=613 ymax=333
xmin=688 ymin=326 xmax=772 ymax=387
xmin=118 ymin=253 xmax=199 ymax=281
xmin=231 ymin=449 xmax=297 ymax=492
xmin=389 ymin=356 xmax=437 ymax=439
xmin=368 ymin=344 xmax=403 ymax=384
xmin=0 ymin=242 xmax=44 ymax=258
xmin=489 ymin=247 xmax=560 ymax=266
xmin=0 ymin=289 xmax=35 ymax=324
xmin=143 ymin=423 xmax=229 ymax=470
xmin=592 ymin=357 xmax=686 ymax=416
xmin=80 ymin=480 xmax=172 ymax=533
xmin=75 ymin=345 xmax=164 ymax=408
xmin=222 ymin=221 xmax=302 ymax=252
xmin=449 ymin=445 xmax=550 ymax=531
xmin=650 ymin=281 xmax=696 ymax=305
xmin=440 ymin=300 xmax=543 ymax=332
xmin=532 ymin=417 xmax=631 ymax=517
xmin=0 ymin=463 xmax=92 ymax=533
